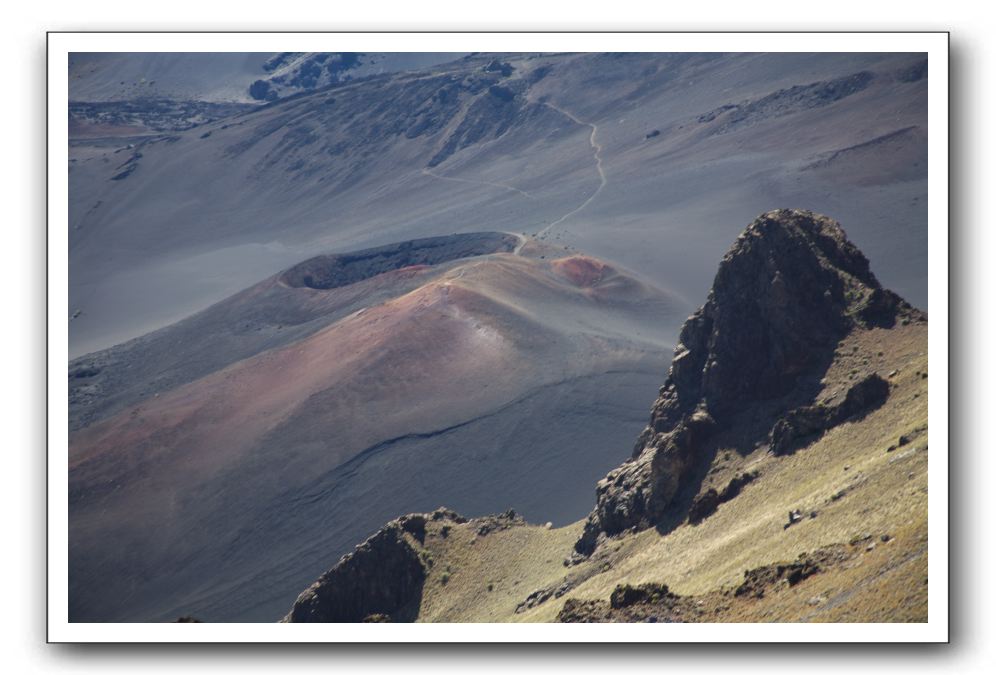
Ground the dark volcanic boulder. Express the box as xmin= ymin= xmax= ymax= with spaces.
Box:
xmin=610 ymin=582 xmax=675 ymax=609
xmin=687 ymin=470 xmax=759 ymax=524
xmin=574 ymin=209 xmax=918 ymax=556
xmin=769 ymin=373 xmax=890 ymax=456
xmin=283 ymin=519 xmax=426 ymax=623
xmin=249 ymin=79 xmax=278 ymax=102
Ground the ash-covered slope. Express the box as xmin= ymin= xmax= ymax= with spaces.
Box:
xmin=574 ymin=209 xmax=921 ymax=555
xmin=69 ymin=232 xmax=517 ymax=432
xmin=68 ymin=234 xmax=680 ymax=622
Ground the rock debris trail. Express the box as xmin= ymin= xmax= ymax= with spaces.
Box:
xmin=421 ymin=167 xmax=535 ymax=200
xmin=535 ymin=100 xmax=608 ymax=239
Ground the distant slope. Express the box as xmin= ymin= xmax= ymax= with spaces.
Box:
xmin=68 ymin=52 xmax=927 ymax=359
xmin=68 ymin=52 xmax=466 ymax=103
xmin=68 ymin=234 xmax=682 ymax=622
xmin=284 ymin=210 xmax=929 ymax=624
xmin=69 ymin=53 xmax=274 ymax=102
xmin=248 ymin=52 xmax=469 ymax=101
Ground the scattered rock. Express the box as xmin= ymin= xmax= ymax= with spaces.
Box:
xmin=515 ymin=587 xmax=555 ymax=613
xmin=557 ymin=598 xmax=608 ymax=623
xmin=430 ymin=507 xmax=468 ymax=523
xmin=769 ymin=373 xmax=890 ymax=456
xmin=698 ymin=72 xmax=875 ymax=136
xmin=688 ymin=470 xmax=759 ymax=523
xmin=735 ymin=545 xmax=848 ymax=598
xmin=482 ymin=59 xmax=514 ymax=77
xmin=783 ymin=509 xmax=804 ymax=530
xmin=610 ymin=583 xmax=674 ymax=609
xmin=559 ymin=543 xmax=855 ymax=622
xmin=475 ymin=509 xmax=524 ymax=537
xmin=70 ymin=364 xmax=101 ymax=379
xmin=362 ymin=613 xmax=392 ymax=622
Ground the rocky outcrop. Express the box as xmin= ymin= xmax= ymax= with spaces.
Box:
xmin=574 ymin=209 xmax=919 ymax=556
xmin=284 ymin=508 xmax=474 ymax=622
xmin=768 ymin=373 xmax=890 ymax=456
xmin=610 ymin=582 xmax=676 ymax=609
xmin=687 ymin=470 xmax=759 ymax=524
xmin=474 ymin=509 xmax=524 ymax=537
xmin=734 ymin=544 xmax=851 ymax=599
xmin=558 ymin=542 xmax=864 ymax=623
xmin=283 ymin=512 xmax=442 ymax=623
xmin=699 ymin=71 xmax=875 ymax=135
xmin=574 ymin=410 xmax=716 ymax=555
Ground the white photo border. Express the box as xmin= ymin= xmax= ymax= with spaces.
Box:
xmin=47 ymin=31 xmax=949 ymax=643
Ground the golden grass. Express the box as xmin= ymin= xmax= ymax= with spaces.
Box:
xmin=415 ymin=520 xmax=583 ymax=622
xmin=410 ymin=322 xmax=929 ymax=623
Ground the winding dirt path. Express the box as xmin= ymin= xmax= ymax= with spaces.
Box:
xmin=535 ymin=101 xmax=607 ymax=238
xmin=421 ymin=97 xmax=608 ymax=259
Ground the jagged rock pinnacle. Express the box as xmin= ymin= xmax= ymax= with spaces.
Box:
xmin=573 ymin=209 xmax=920 ymax=556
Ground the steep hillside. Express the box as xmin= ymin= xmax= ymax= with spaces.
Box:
xmin=68 ymin=233 xmax=681 ymax=622
xmin=284 ymin=210 xmax=929 ymax=624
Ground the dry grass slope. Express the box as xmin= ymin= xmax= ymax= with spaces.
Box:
xmin=406 ymin=321 xmax=928 ymax=623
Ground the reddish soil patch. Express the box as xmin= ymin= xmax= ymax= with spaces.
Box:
xmin=551 ymin=256 xmax=610 ymax=288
